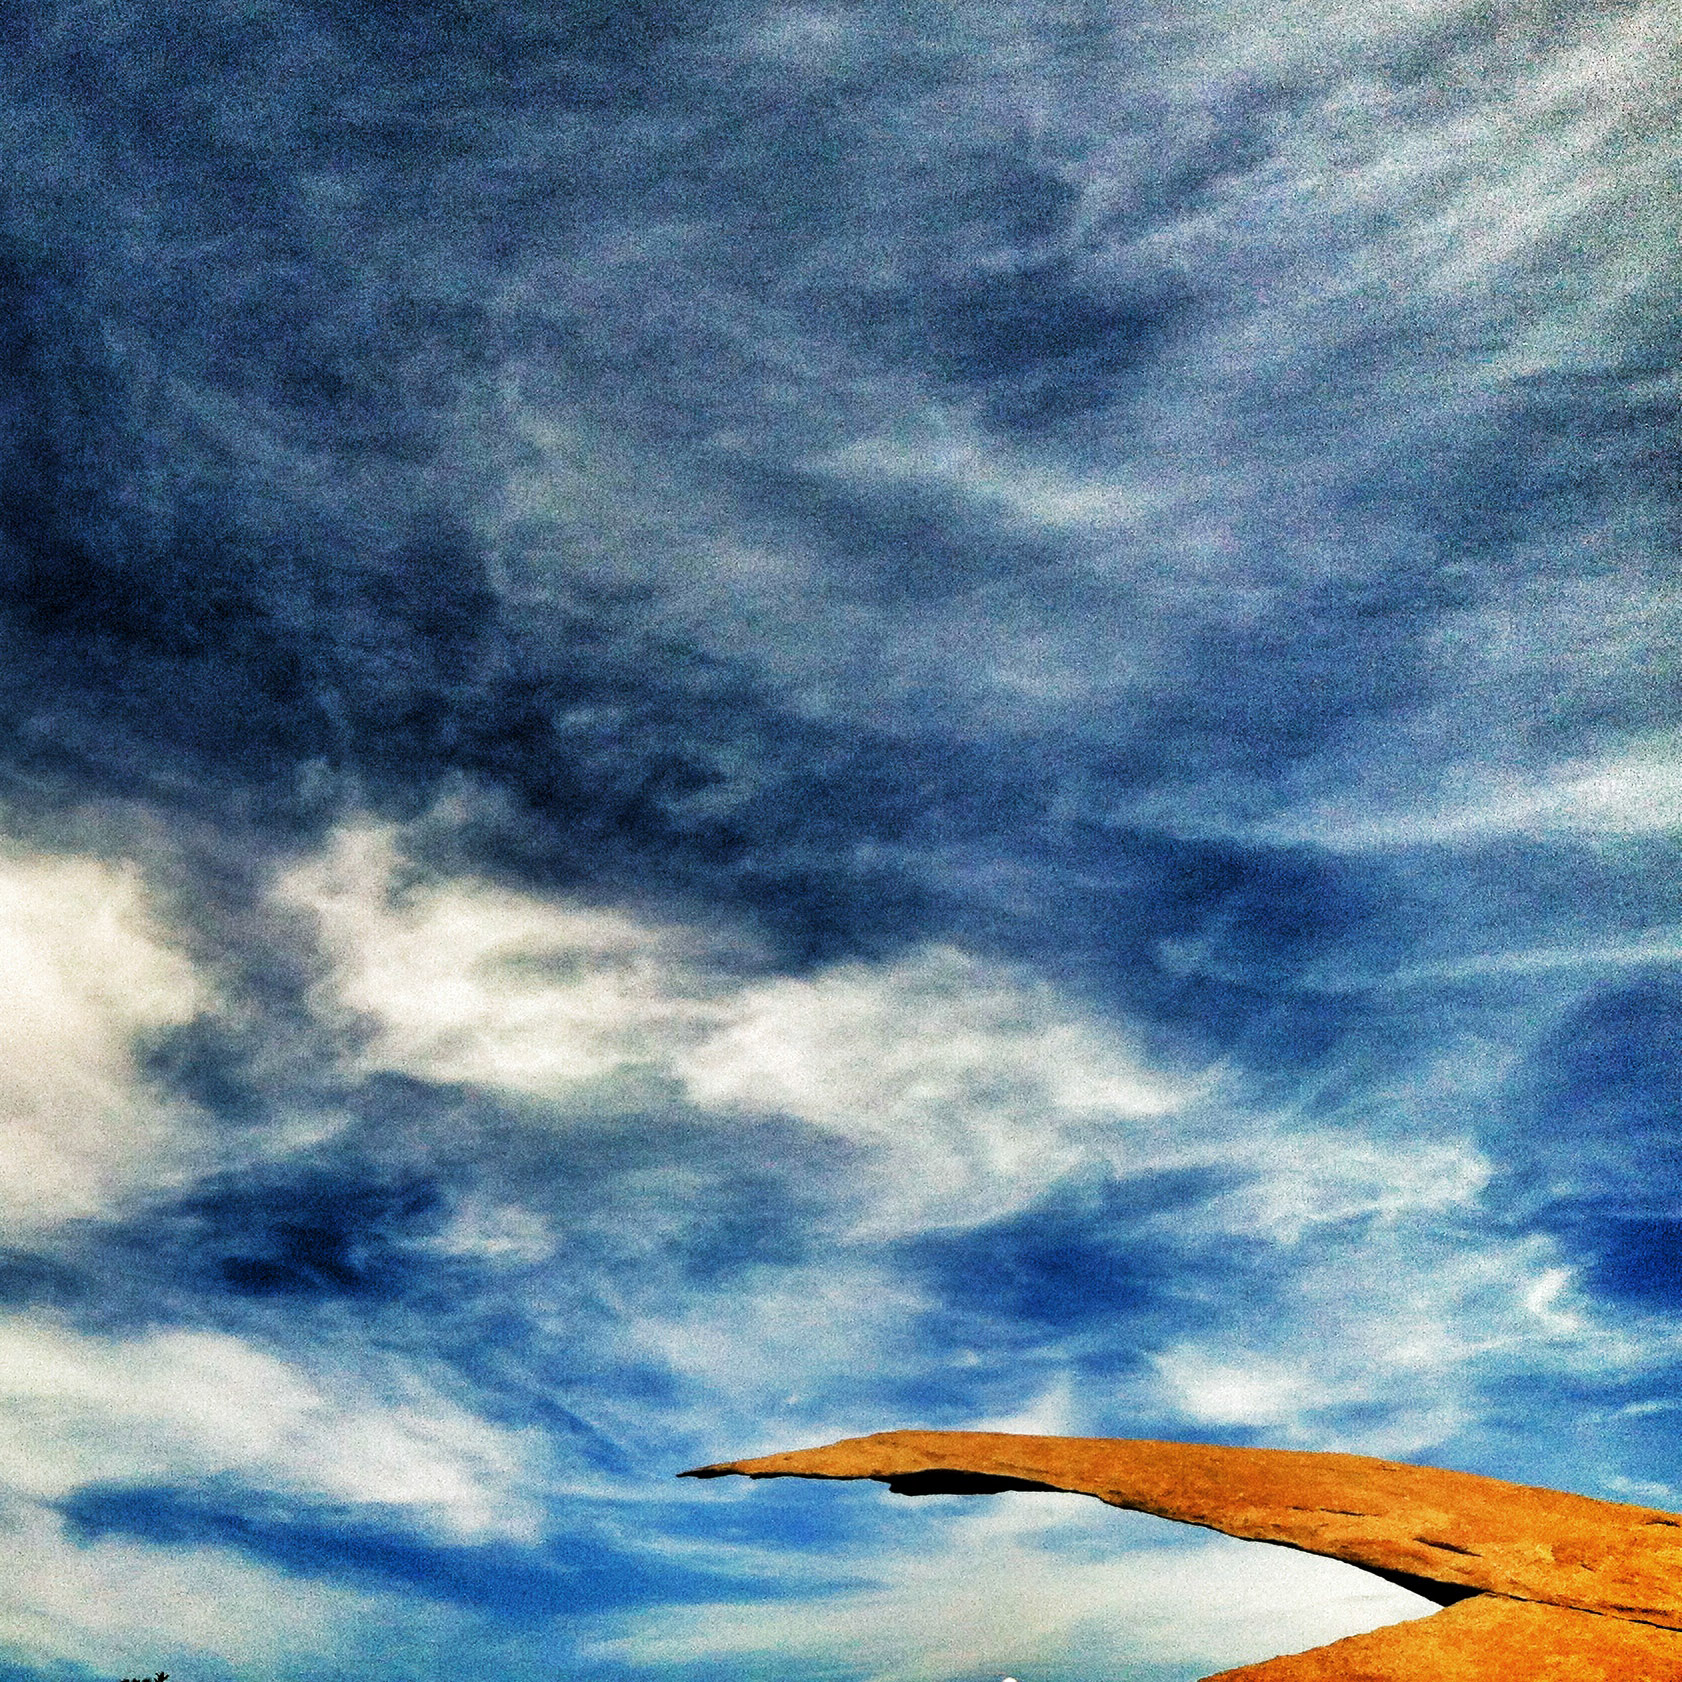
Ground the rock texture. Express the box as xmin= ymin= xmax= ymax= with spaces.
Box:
xmin=1205 ymin=1594 xmax=1682 ymax=1681
xmin=683 ymin=1430 xmax=1682 ymax=1679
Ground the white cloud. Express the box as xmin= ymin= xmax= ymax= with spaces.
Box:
xmin=279 ymin=819 xmax=1622 ymax=1453
xmin=277 ymin=819 xmax=1652 ymax=1469
xmin=0 ymin=1314 xmax=548 ymax=1542
xmin=812 ymin=407 xmax=1171 ymax=538
xmin=629 ymin=1258 xmax=932 ymax=1444
xmin=280 ymin=822 xmax=1197 ymax=1236
xmin=589 ymin=1492 xmax=1433 ymax=1682
xmin=1191 ymin=0 xmax=1468 ymax=73
xmin=967 ymin=1376 xmax=1083 ymax=1437
xmin=425 ymin=1195 xmax=557 ymax=1265
xmin=1263 ymin=733 xmax=1682 ymax=851
xmin=462 ymin=0 xmax=1675 ymax=770
xmin=1296 ymin=929 xmax=1682 ymax=994
xmin=1207 ymin=1132 xmax=1490 ymax=1244
xmin=676 ymin=943 xmax=1195 ymax=1235
xmin=276 ymin=823 xmax=727 ymax=1101
xmin=0 ymin=1490 xmax=590 ymax=1682
xmin=1160 ymin=0 xmax=1675 ymax=322
xmin=739 ymin=5 xmax=856 ymax=72
xmin=1145 ymin=1230 xmax=1636 ymax=1455
xmin=0 ymin=847 xmax=207 ymax=1230
xmin=0 ymin=1495 xmax=455 ymax=1682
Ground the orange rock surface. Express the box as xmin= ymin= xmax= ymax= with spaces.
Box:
xmin=683 ymin=1430 xmax=1682 ymax=1679
xmin=1206 ymin=1594 xmax=1682 ymax=1681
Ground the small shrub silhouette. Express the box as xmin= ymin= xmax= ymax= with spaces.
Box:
xmin=121 ymin=1672 xmax=168 ymax=1681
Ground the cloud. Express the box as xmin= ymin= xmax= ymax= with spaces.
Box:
xmin=0 ymin=3 xmax=1672 ymax=1679
xmin=0 ymin=1315 xmax=547 ymax=1542
xmin=590 ymin=1490 xmax=1434 ymax=1682
xmin=268 ymin=816 xmax=1637 ymax=1469
xmin=275 ymin=822 xmax=731 ymax=1104
xmin=1262 ymin=733 xmax=1682 ymax=851
xmin=676 ymin=944 xmax=1194 ymax=1236
xmin=278 ymin=820 xmax=1196 ymax=1235
xmin=0 ymin=1494 xmax=449 ymax=1682
xmin=5 ymin=0 xmax=1670 ymax=856
xmin=1 ymin=1488 xmax=609 ymax=1682
xmin=627 ymin=1257 xmax=934 ymax=1447
xmin=0 ymin=846 xmax=206 ymax=1230
xmin=1143 ymin=1239 xmax=1607 ymax=1453
xmin=810 ymin=407 xmax=1170 ymax=537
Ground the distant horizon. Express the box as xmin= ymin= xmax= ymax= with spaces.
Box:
xmin=0 ymin=1 xmax=1675 ymax=1680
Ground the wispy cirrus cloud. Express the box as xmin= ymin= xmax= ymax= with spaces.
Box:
xmin=1262 ymin=734 xmax=1682 ymax=851
xmin=587 ymin=1489 xmax=1432 ymax=1682
xmin=0 ymin=1314 xmax=549 ymax=1541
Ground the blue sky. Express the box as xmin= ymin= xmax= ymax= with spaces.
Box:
xmin=0 ymin=1 xmax=1676 ymax=1678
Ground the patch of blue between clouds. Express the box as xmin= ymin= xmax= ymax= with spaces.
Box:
xmin=895 ymin=1169 xmax=1267 ymax=1340
xmin=57 ymin=1484 xmax=812 ymax=1622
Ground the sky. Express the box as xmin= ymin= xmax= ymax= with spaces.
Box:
xmin=0 ymin=1 xmax=1676 ymax=1679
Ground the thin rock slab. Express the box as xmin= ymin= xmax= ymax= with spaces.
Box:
xmin=683 ymin=1430 xmax=1682 ymax=1679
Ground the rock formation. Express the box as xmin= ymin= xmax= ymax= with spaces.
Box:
xmin=682 ymin=1430 xmax=1682 ymax=1679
